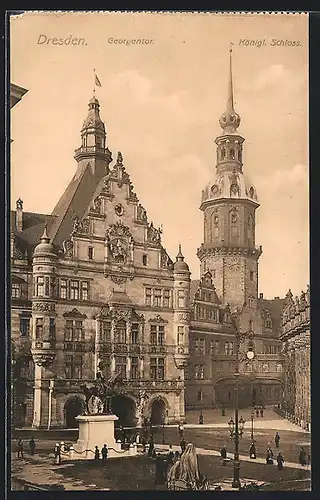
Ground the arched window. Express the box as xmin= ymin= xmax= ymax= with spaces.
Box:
xmin=229 ymin=148 xmax=235 ymax=160
xmin=220 ymin=147 xmax=226 ymax=160
xmin=249 ymin=187 xmax=255 ymax=198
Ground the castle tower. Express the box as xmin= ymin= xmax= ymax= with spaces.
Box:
xmin=31 ymin=226 xmax=57 ymax=427
xmin=173 ymin=245 xmax=191 ymax=420
xmin=197 ymin=49 xmax=262 ymax=309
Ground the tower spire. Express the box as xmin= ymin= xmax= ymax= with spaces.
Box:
xmin=227 ymin=44 xmax=234 ymax=113
xmin=219 ymin=44 xmax=241 ymax=134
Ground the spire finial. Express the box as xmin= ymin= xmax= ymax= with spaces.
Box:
xmin=227 ymin=43 xmax=235 ymax=113
xmin=40 ymin=223 xmax=50 ymax=243
xmin=176 ymin=243 xmax=184 ymax=261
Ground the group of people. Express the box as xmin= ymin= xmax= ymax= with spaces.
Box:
xmin=254 ymin=406 xmax=265 ymax=418
xmin=94 ymin=444 xmax=109 ymax=462
xmin=16 ymin=437 xmax=36 ymax=458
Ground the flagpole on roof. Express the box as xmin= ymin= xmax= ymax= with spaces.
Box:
xmin=93 ymin=68 xmax=96 ymax=96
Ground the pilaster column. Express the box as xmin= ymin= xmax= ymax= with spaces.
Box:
xmin=111 ymin=355 xmax=116 ymax=374
xmin=126 ymin=356 xmax=131 ymax=379
xmin=139 ymin=356 xmax=144 ymax=379
xmin=94 ymin=320 xmax=100 ymax=378
xmin=32 ymin=364 xmax=42 ymax=428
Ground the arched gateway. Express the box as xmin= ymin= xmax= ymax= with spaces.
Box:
xmin=150 ymin=397 xmax=167 ymax=425
xmin=64 ymin=396 xmax=85 ymax=428
xmin=111 ymin=395 xmax=136 ymax=427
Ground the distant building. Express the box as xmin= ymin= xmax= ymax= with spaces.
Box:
xmin=186 ymin=50 xmax=284 ymax=410
xmin=280 ymin=288 xmax=310 ymax=428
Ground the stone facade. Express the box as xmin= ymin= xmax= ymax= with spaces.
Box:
xmin=11 ymin=54 xmax=290 ymax=429
xmin=186 ymin=50 xmax=284 ymax=409
xmin=11 ymin=96 xmax=189 ymax=429
xmin=280 ymin=288 xmax=310 ymax=428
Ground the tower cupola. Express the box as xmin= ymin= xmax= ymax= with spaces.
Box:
xmin=33 ymin=224 xmax=56 ymax=258
xmin=174 ymin=244 xmax=190 ymax=273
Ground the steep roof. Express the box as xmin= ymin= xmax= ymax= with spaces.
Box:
xmin=49 ymin=163 xmax=101 ymax=247
xmin=258 ymin=296 xmax=285 ymax=335
xmin=190 ymin=279 xmax=200 ymax=302
xmin=10 ymin=210 xmax=56 ymax=258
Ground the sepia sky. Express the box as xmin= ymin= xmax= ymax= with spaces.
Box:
xmin=10 ymin=12 xmax=309 ymax=299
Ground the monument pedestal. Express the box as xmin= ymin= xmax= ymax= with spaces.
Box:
xmin=74 ymin=414 xmax=119 ymax=459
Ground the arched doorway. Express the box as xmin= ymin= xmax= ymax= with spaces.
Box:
xmin=64 ymin=397 xmax=84 ymax=428
xmin=150 ymin=397 xmax=166 ymax=425
xmin=111 ymin=395 xmax=136 ymax=427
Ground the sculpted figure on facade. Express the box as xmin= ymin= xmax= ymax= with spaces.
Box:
xmin=62 ymin=239 xmax=74 ymax=258
xmin=92 ymin=196 xmax=102 ymax=213
xmin=160 ymin=247 xmax=174 ymax=269
xmin=147 ymin=222 xmax=162 ymax=244
xmin=137 ymin=204 xmax=148 ymax=223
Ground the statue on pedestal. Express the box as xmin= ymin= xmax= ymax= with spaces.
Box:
xmin=80 ymin=362 xmax=123 ymax=415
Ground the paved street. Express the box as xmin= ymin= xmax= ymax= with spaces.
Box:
xmin=184 ymin=406 xmax=308 ymax=432
xmin=11 ymin=408 xmax=311 ymax=491
xmin=11 ymin=450 xmax=311 ymax=491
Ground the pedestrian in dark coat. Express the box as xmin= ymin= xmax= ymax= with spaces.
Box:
xmin=17 ymin=439 xmax=24 ymax=458
xmin=180 ymin=438 xmax=186 ymax=454
xmin=54 ymin=443 xmax=61 ymax=464
xmin=199 ymin=411 xmax=204 ymax=424
xmin=275 ymin=432 xmax=280 ymax=448
xmin=249 ymin=442 xmax=256 ymax=459
xmin=266 ymin=447 xmax=274 ymax=465
xmin=299 ymin=447 xmax=307 ymax=466
xmin=94 ymin=446 xmax=100 ymax=460
xmin=155 ymin=454 xmax=164 ymax=485
xmin=101 ymin=444 xmax=108 ymax=462
xmin=255 ymin=407 xmax=259 ymax=417
xmin=178 ymin=423 xmax=184 ymax=439
xmin=167 ymin=446 xmax=174 ymax=465
xmin=260 ymin=407 xmax=264 ymax=417
xmin=277 ymin=452 xmax=284 ymax=470
xmin=148 ymin=435 xmax=154 ymax=457
xmin=220 ymin=445 xmax=227 ymax=465
xmin=29 ymin=437 xmax=36 ymax=456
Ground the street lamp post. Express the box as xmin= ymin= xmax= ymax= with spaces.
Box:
xmin=229 ymin=314 xmax=255 ymax=489
xmin=251 ymin=411 xmax=254 ymax=441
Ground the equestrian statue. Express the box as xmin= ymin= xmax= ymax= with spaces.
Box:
xmin=80 ymin=361 xmax=123 ymax=415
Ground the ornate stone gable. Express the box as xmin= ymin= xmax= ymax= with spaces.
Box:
xmin=147 ymin=222 xmax=162 ymax=245
xmin=71 ymin=214 xmax=91 ymax=236
xmin=62 ymin=239 xmax=74 ymax=258
xmin=95 ymin=305 xmax=144 ymax=323
xmin=148 ymin=314 xmax=168 ymax=324
xmin=63 ymin=308 xmax=87 ymax=319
